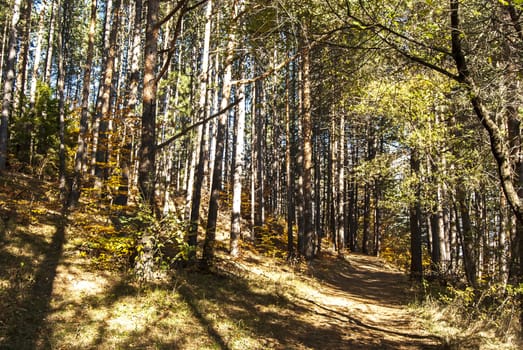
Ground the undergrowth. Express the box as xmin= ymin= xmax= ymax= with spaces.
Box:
xmin=415 ymin=280 xmax=523 ymax=349
xmin=76 ymin=202 xmax=193 ymax=275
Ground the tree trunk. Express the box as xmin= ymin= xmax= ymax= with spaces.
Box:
xmin=69 ymin=0 xmax=98 ymax=206
xmin=337 ymin=115 xmax=345 ymax=252
xmin=410 ymin=149 xmax=423 ymax=281
xmin=0 ymin=21 xmax=8 ymax=88
xmin=0 ymin=0 xmax=22 ymax=170
xmin=300 ymin=46 xmax=315 ymax=260
xmin=202 ymin=2 xmax=239 ymax=267
xmin=57 ymin=0 xmax=68 ymax=202
xmin=28 ymin=3 xmax=48 ymax=168
xmin=285 ymin=72 xmax=295 ymax=259
xmin=43 ymin=0 xmax=56 ymax=84
xmin=374 ymin=180 xmax=381 ymax=257
xmin=14 ymin=0 xmax=32 ymax=118
xmin=187 ymin=0 xmax=213 ymax=254
xmin=254 ymin=79 xmax=265 ymax=232
xmin=456 ymin=187 xmax=478 ymax=287
xmin=94 ymin=0 xmax=121 ymax=192
xmin=362 ymin=184 xmax=371 ymax=255
xmin=138 ymin=0 xmax=159 ymax=206
xmin=230 ymin=78 xmax=245 ymax=257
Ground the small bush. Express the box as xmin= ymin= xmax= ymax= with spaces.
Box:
xmin=118 ymin=204 xmax=194 ymax=279
xmin=418 ymin=281 xmax=522 ymax=349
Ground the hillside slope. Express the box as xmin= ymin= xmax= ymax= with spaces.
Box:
xmin=1 ymin=172 xmax=444 ymax=349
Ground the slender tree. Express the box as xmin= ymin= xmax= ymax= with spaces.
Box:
xmin=69 ymin=0 xmax=98 ymax=206
xmin=203 ymin=0 xmax=242 ymax=266
xmin=0 ymin=0 xmax=22 ymax=170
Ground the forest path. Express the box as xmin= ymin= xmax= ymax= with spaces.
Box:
xmin=0 ymin=172 xmax=445 ymax=349
xmin=285 ymin=251 xmax=444 ymax=349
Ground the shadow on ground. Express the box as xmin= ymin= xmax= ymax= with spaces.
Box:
xmin=0 ymin=214 xmax=66 ymax=349
xmin=0 ymin=173 xmax=447 ymax=349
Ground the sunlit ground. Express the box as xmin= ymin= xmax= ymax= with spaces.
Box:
xmin=0 ymin=172 xmax=520 ymax=350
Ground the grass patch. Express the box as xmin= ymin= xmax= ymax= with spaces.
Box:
xmin=412 ymin=281 xmax=522 ymax=350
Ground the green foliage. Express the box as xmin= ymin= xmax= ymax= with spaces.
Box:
xmin=158 ymin=71 xmax=193 ymax=123
xmin=85 ymin=235 xmax=136 ymax=270
xmin=256 ymin=216 xmax=287 ymax=259
xmin=119 ymin=204 xmax=194 ymax=270
xmin=422 ymin=282 xmax=523 ymax=342
xmin=11 ymin=81 xmax=75 ymax=177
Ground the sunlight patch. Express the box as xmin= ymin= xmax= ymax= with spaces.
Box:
xmin=71 ymin=279 xmax=103 ymax=293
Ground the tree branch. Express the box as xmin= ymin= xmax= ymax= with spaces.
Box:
xmin=155 ymin=0 xmax=188 ymax=29
xmin=231 ymin=29 xmax=343 ymax=85
xmin=345 ymin=13 xmax=460 ymax=81
xmin=450 ymin=0 xmax=522 ymax=221
xmin=156 ymin=99 xmax=242 ymax=151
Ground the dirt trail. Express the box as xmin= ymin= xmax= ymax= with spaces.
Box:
xmin=286 ymin=252 xmax=443 ymax=349
xmin=0 ymin=172 xmax=444 ymax=349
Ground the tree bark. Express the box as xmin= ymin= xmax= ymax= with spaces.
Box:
xmin=457 ymin=187 xmax=478 ymax=287
xmin=27 ymin=2 xmax=48 ymax=168
xmin=14 ymin=0 xmax=32 ymax=118
xmin=69 ymin=0 xmax=98 ymax=206
xmin=337 ymin=115 xmax=345 ymax=252
xmin=138 ymin=0 xmax=160 ymax=206
xmin=43 ymin=0 xmax=56 ymax=84
xmin=57 ymin=0 xmax=68 ymax=202
xmin=410 ymin=149 xmax=423 ymax=282
xmin=94 ymin=0 xmax=121 ymax=191
xmin=300 ymin=46 xmax=315 ymax=260
xmin=0 ymin=0 xmax=22 ymax=170
xmin=230 ymin=77 xmax=246 ymax=257
xmin=285 ymin=72 xmax=295 ymax=259
xmin=187 ymin=0 xmax=213 ymax=254
xmin=202 ymin=1 xmax=240 ymax=267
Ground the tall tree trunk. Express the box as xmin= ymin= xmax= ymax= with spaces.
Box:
xmin=285 ymin=72 xmax=295 ymax=259
xmin=43 ymin=0 xmax=56 ymax=84
xmin=328 ymin=122 xmax=336 ymax=248
xmin=202 ymin=2 xmax=239 ymax=266
xmin=57 ymin=0 xmax=68 ymax=202
xmin=230 ymin=77 xmax=245 ymax=257
xmin=187 ymin=0 xmax=213 ymax=253
xmin=374 ymin=181 xmax=381 ymax=256
xmin=362 ymin=184 xmax=371 ymax=254
xmin=362 ymin=125 xmax=376 ymax=254
xmin=499 ymin=194 xmax=511 ymax=284
xmin=70 ymin=0 xmax=98 ymax=206
xmin=0 ymin=21 xmax=8 ymax=88
xmin=114 ymin=0 xmax=142 ymax=207
xmin=456 ymin=187 xmax=478 ymax=287
xmin=300 ymin=46 xmax=315 ymax=260
xmin=295 ymin=60 xmax=304 ymax=253
xmin=14 ymin=0 xmax=32 ymax=118
xmin=254 ymin=79 xmax=265 ymax=232
xmin=337 ymin=115 xmax=345 ymax=252
xmin=94 ymin=0 xmax=121 ymax=191
xmin=138 ymin=0 xmax=159 ymax=206
xmin=314 ymin=126 xmax=322 ymax=255
xmin=28 ymin=3 xmax=48 ymax=168
xmin=90 ymin=0 xmax=113 ymax=177
xmin=410 ymin=149 xmax=423 ymax=281
xmin=0 ymin=0 xmax=22 ymax=171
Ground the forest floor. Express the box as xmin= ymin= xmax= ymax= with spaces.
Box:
xmin=0 ymin=172 xmax=511 ymax=349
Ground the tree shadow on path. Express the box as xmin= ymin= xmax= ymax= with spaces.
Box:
xmin=0 ymin=213 xmax=66 ymax=350
xmin=177 ymin=267 xmax=347 ymax=349
xmin=303 ymin=253 xmax=446 ymax=349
